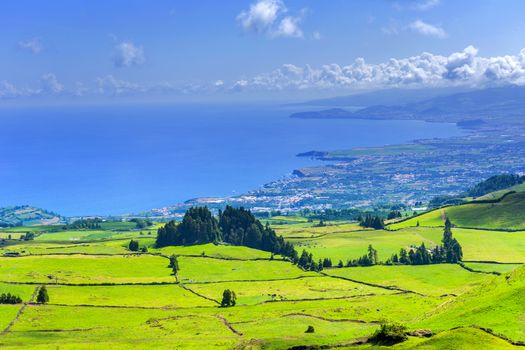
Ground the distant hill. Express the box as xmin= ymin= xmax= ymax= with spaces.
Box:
xmin=389 ymin=189 xmax=525 ymax=230
xmin=429 ymin=174 xmax=525 ymax=207
xmin=0 ymin=205 xmax=65 ymax=227
xmin=292 ymin=86 xmax=471 ymax=108
xmin=291 ymin=85 xmax=525 ymax=124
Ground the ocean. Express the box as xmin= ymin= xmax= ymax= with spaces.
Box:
xmin=0 ymin=103 xmax=463 ymax=216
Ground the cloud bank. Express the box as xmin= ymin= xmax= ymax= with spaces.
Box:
xmin=231 ymin=46 xmax=525 ymax=92
xmin=3 ymin=47 xmax=525 ymax=100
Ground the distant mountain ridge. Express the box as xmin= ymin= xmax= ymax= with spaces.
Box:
xmin=291 ymin=86 xmax=472 ymax=108
xmin=291 ymin=85 xmax=525 ymax=124
xmin=0 ymin=205 xmax=65 ymax=227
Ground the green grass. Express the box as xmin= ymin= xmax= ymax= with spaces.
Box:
xmin=274 ymin=222 xmax=366 ymax=239
xmin=178 ymin=256 xmax=315 ymax=283
xmin=187 ymin=276 xmax=395 ymax=305
xmin=413 ymin=227 xmax=525 ymax=263
xmin=0 ymin=283 xmax=37 ymax=301
xmin=152 ymin=243 xmax=272 ymax=259
xmin=417 ymin=266 xmax=525 ymax=343
xmin=233 ymin=314 xmax=376 ymax=349
xmin=35 ymin=230 xmax=140 ymax=242
xmin=290 ymin=228 xmax=440 ymax=263
xmin=46 ymin=284 xmax=215 ymax=308
xmin=399 ymin=327 xmax=522 ymax=349
xmin=462 ymin=262 xmax=522 ymax=274
xmin=325 ymin=264 xmax=490 ymax=296
xmin=0 ymin=305 xmax=21 ymax=332
xmin=1 ymin=238 xmax=155 ymax=255
xmin=0 ymin=232 xmax=25 ymax=240
xmin=0 ymin=255 xmax=173 ymax=284
xmin=389 ymin=192 xmax=525 ymax=230
xmin=0 ymin=305 xmax=237 ymax=349
xmin=2 ymin=216 xmax=525 ymax=349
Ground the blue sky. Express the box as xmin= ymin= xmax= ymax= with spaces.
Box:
xmin=1 ymin=0 xmax=525 ymax=103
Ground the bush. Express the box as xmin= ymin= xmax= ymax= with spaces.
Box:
xmin=36 ymin=285 xmax=49 ymax=304
xmin=305 ymin=325 xmax=315 ymax=333
xmin=369 ymin=322 xmax=407 ymax=345
xmin=0 ymin=293 xmax=22 ymax=304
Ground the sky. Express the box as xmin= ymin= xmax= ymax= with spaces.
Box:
xmin=1 ymin=0 xmax=525 ymax=104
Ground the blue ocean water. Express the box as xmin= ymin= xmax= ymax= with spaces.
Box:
xmin=0 ymin=104 xmax=463 ymax=216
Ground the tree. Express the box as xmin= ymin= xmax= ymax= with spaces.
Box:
xmin=305 ymin=325 xmax=315 ymax=333
xmin=168 ymin=255 xmax=179 ymax=275
xmin=128 ymin=239 xmax=139 ymax=252
xmin=221 ymin=289 xmax=236 ymax=307
xmin=36 ymin=286 xmax=49 ymax=304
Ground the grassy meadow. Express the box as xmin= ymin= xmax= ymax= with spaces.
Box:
xmin=0 ymin=214 xmax=524 ymax=349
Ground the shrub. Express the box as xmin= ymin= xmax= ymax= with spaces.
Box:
xmin=369 ymin=322 xmax=407 ymax=345
xmin=36 ymin=285 xmax=49 ymax=304
xmin=305 ymin=325 xmax=315 ymax=333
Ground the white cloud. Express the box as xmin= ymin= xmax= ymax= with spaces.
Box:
xmin=273 ymin=16 xmax=303 ymax=38
xmin=409 ymin=20 xmax=446 ymax=38
xmin=96 ymin=75 xmax=143 ymax=95
xmin=237 ymin=0 xmax=305 ymax=39
xmin=413 ymin=0 xmax=440 ymax=11
xmin=114 ymin=41 xmax=145 ymax=67
xmin=237 ymin=0 xmax=285 ymax=33
xmin=312 ymin=31 xmax=322 ymax=40
xmin=40 ymin=73 xmax=64 ymax=94
xmin=18 ymin=38 xmax=43 ymax=54
xmin=229 ymin=46 xmax=525 ymax=92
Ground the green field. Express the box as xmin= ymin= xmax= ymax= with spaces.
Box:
xmin=1 ymin=215 xmax=524 ymax=349
xmin=324 ymin=264 xmax=490 ymax=296
xmin=0 ymin=254 xmax=173 ymax=284
xmin=289 ymin=227 xmax=441 ymax=262
xmin=178 ymin=256 xmax=316 ymax=283
xmin=187 ymin=276 xmax=395 ymax=305
xmin=389 ymin=191 xmax=525 ymax=230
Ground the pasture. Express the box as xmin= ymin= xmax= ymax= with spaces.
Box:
xmin=0 ymin=219 xmax=524 ymax=349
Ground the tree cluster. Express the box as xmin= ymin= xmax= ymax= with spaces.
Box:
xmin=65 ymin=218 xmax=102 ymax=230
xmin=0 ymin=293 xmax=22 ymax=304
xmin=387 ymin=211 xmax=403 ymax=220
xmin=156 ymin=207 xmax=221 ymax=246
xmin=387 ymin=219 xmax=463 ymax=265
xmin=346 ymin=245 xmax=379 ymax=266
xmin=129 ymin=218 xmax=153 ymax=229
xmin=155 ymin=206 xmax=297 ymax=261
xmin=297 ymin=250 xmax=322 ymax=271
xmin=465 ymin=174 xmax=525 ymax=198
xmin=358 ymin=215 xmax=385 ymax=229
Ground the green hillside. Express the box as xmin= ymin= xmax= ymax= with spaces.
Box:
xmin=389 ymin=191 xmax=525 ymax=230
xmin=416 ymin=265 xmax=525 ymax=344
xmin=0 ymin=205 xmax=64 ymax=227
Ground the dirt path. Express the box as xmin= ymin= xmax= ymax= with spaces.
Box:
xmin=215 ymin=315 xmax=243 ymax=336
xmin=0 ymin=286 xmax=39 ymax=336
xmin=320 ymin=272 xmax=425 ymax=296
xmin=178 ymin=284 xmax=220 ymax=304
xmin=282 ymin=312 xmax=379 ymax=324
